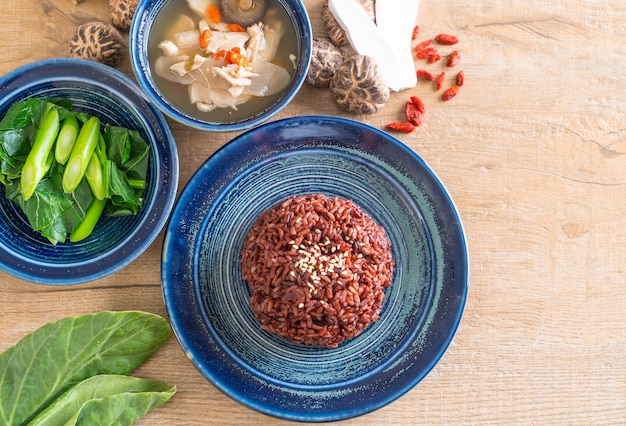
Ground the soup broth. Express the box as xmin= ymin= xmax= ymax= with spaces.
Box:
xmin=148 ymin=0 xmax=299 ymax=123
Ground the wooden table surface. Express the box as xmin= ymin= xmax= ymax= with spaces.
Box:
xmin=1 ymin=0 xmax=625 ymax=424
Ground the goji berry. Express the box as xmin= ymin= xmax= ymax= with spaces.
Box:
xmin=214 ymin=50 xmax=227 ymax=61
xmin=447 ymin=50 xmax=461 ymax=67
xmin=456 ymin=70 xmax=465 ymax=86
xmin=428 ymin=52 xmax=442 ymax=63
xmin=199 ymin=29 xmax=212 ymax=49
xmin=412 ymin=25 xmax=420 ymax=40
xmin=434 ymin=33 xmax=459 ymax=45
xmin=207 ymin=4 xmax=221 ymax=23
xmin=413 ymin=39 xmax=432 ymax=53
xmin=442 ymin=86 xmax=460 ymax=101
xmin=227 ymin=23 xmax=246 ymax=32
xmin=385 ymin=122 xmax=415 ymax=133
xmin=436 ymin=71 xmax=445 ymax=90
xmin=225 ymin=47 xmax=248 ymax=67
xmin=416 ymin=46 xmax=437 ymax=59
xmin=416 ymin=69 xmax=435 ymax=81
xmin=405 ymin=102 xmax=423 ymax=127
xmin=410 ymin=96 xmax=426 ymax=114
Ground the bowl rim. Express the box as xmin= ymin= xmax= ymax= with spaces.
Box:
xmin=0 ymin=57 xmax=179 ymax=285
xmin=161 ymin=115 xmax=469 ymax=421
xmin=129 ymin=0 xmax=313 ymax=132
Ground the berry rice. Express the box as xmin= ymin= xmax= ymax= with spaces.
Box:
xmin=241 ymin=194 xmax=394 ymax=348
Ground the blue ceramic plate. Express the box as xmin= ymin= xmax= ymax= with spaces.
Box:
xmin=0 ymin=58 xmax=179 ymax=285
xmin=161 ymin=116 xmax=468 ymax=422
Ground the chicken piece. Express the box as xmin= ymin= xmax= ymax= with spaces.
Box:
xmin=205 ymin=31 xmax=250 ymax=54
xmin=199 ymin=18 xmax=229 ymax=32
xmin=172 ymin=30 xmax=201 ymax=50
xmin=246 ymin=22 xmax=266 ymax=62
xmin=258 ymin=21 xmax=283 ymax=62
xmin=169 ymin=54 xmax=205 ymax=77
xmin=158 ymin=40 xmax=180 ymax=57
xmin=212 ymin=64 xmax=258 ymax=87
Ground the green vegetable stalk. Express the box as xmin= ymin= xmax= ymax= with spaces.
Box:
xmin=20 ymin=106 xmax=60 ymax=201
xmin=69 ymin=197 xmax=107 ymax=242
xmin=85 ymin=152 xmax=106 ymax=200
xmin=0 ymin=311 xmax=174 ymax=426
xmin=54 ymin=115 xmax=80 ymax=164
xmin=62 ymin=115 xmax=100 ymax=194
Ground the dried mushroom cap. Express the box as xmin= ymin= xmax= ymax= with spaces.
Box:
xmin=220 ymin=0 xmax=268 ymax=27
xmin=306 ymin=37 xmax=345 ymax=88
xmin=69 ymin=21 xmax=126 ymax=67
xmin=330 ymin=55 xmax=389 ymax=115
xmin=109 ymin=0 xmax=139 ymax=31
xmin=322 ymin=0 xmax=375 ymax=47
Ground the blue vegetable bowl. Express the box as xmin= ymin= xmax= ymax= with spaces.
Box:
xmin=162 ymin=116 xmax=468 ymax=421
xmin=130 ymin=0 xmax=312 ymax=132
xmin=0 ymin=58 xmax=179 ymax=285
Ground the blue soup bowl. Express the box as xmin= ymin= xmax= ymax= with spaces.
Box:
xmin=130 ymin=0 xmax=312 ymax=132
xmin=0 ymin=58 xmax=179 ymax=285
xmin=162 ymin=116 xmax=468 ymax=421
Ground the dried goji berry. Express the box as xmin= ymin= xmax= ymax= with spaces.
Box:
xmin=199 ymin=29 xmax=212 ymax=49
xmin=436 ymin=71 xmax=445 ymax=90
xmin=207 ymin=4 xmax=221 ymax=23
xmin=456 ymin=70 xmax=465 ymax=86
xmin=412 ymin=25 xmax=420 ymax=40
xmin=227 ymin=23 xmax=246 ymax=32
xmin=414 ymin=39 xmax=432 ymax=53
xmin=434 ymin=33 xmax=459 ymax=45
xmin=410 ymin=96 xmax=426 ymax=114
xmin=416 ymin=46 xmax=437 ymax=59
xmin=416 ymin=69 xmax=435 ymax=81
xmin=428 ymin=52 xmax=442 ymax=63
xmin=405 ymin=102 xmax=423 ymax=127
xmin=447 ymin=50 xmax=461 ymax=67
xmin=226 ymin=47 xmax=249 ymax=67
xmin=442 ymin=86 xmax=460 ymax=101
xmin=385 ymin=122 xmax=415 ymax=133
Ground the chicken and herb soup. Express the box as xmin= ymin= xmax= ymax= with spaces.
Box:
xmin=148 ymin=0 xmax=298 ymax=122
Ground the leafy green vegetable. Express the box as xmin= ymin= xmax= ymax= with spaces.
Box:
xmin=0 ymin=311 xmax=171 ymax=426
xmin=69 ymin=387 xmax=175 ymax=426
xmin=27 ymin=375 xmax=175 ymax=426
xmin=4 ymin=165 xmax=94 ymax=244
xmin=0 ymin=97 xmax=151 ymax=243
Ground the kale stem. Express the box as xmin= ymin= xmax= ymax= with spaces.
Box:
xmin=62 ymin=116 xmax=100 ymax=193
xmin=54 ymin=115 xmax=79 ymax=164
xmin=69 ymin=197 xmax=107 ymax=242
xmin=20 ymin=106 xmax=60 ymax=201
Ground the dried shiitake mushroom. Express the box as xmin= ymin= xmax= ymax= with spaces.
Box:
xmin=69 ymin=21 xmax=126 ymax=67
xmin=330 ymin=55 xmax=389 ymax=115
xmin=321 ymin=0 xmax=375 ymax=47
xmin=219 ymin=0 xmax=267 ymax=27
xmin=306 ymin=37 xmax=345 ymax=88
xmin=109 ymin=0 xmax=139 ymax=31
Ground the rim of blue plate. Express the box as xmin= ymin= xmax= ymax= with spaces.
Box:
xmin=129 ymin=0 xmax=313 ymax=132
xmin=0 ymin=58 xmax=179 ymax=285
xmin=161 ymin=115 xmax=469 ymax=421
